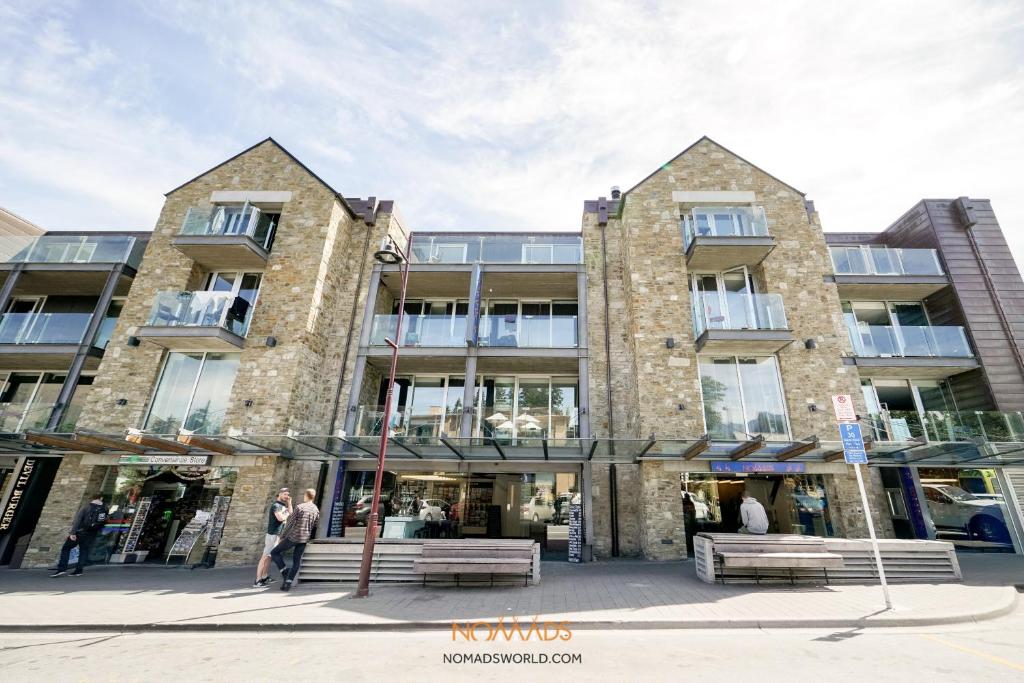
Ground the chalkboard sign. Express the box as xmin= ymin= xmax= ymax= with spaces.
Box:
xmin=122 ymin=497 xmax=152 ymax=553
xmin=166 ymin=510 xmax=211 ymax=561
xmin=568 ymin=502 xmax=583 ymax=563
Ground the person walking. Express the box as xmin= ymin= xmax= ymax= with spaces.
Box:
xmin=254 ymin=487 xmax=291 ymax=588
xmin=270 ymin=488 xmax=320 ymax=592
xmin=51 ymin=494 xmax=108 ymax=577
xmin=738 ymin=489 xmax=770 ymax=535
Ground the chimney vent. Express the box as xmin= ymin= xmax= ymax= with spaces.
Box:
xmin=610 ymin=186 xmax=621 ymax=200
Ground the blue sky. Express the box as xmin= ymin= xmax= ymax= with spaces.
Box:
xmin=1 ymin=1 xmax=1023 ymax=260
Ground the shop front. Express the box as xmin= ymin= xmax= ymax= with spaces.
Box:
xmin=87 ymin=461 xmax=237 ymax=566
xmin=337 ymin=463 xmax=581 ymax=560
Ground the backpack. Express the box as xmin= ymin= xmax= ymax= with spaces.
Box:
xmin=83 ymin=504 xmax=108 ymax=533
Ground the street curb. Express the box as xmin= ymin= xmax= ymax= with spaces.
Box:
xmin=4 ymin=587 xmax=1017 ymax=634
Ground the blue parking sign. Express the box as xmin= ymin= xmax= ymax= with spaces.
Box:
xmin=838 ymin=422 xmax=868 ymax=464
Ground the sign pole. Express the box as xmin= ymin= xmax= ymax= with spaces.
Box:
xmin=854 ymin=462 xmax=892 ymax=610
xmin=833 ymin=394 xmax=892 ymax=612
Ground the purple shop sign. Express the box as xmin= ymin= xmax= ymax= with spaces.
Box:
xmin=710 ymin=461 xmax=807 ymax=474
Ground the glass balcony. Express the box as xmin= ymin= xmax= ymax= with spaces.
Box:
xmin=369 ymin=314 xmax=469 ymax=347
xmin=180 ymin=204 xmax=277 ymax=250
xmin=830 ymin=246 xmax=943 ymax=276
xmin=4 ymin=235 xmax=143 ymax=268
xmin=0 ymin=312 xmax=91 ymax=345
xmin=146 ymin=291 xmax=255 ymax=337
xmin=693 ymin=292 xmax=788 ymax=337
xmin=865 ymin=410 xmax=1024 ymax=443
xmin=409 ymin=234 xmax=582 ymax=264
xmin=682 ymin=206 xmax=769 ymax=251
xmin=844 ymin=317 xmax=972 ymax=357
xmin=354 ymin=406 xmax=463 ymax=440
xmin=0 ymin=400 xmax=55 ymax=433
xmin=478 ymin=315 xmax=579 ymax=348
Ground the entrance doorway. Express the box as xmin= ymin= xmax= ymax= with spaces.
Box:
xmin=339 ymin=468 xmax=580 ymax=560
xmin=680 ymin=473 xmax=834 ymax=551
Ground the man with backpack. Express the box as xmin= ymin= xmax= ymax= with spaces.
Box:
xmin=51 ymin=494 xmax=108 ymax=577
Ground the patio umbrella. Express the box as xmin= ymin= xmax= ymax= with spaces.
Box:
xmin=517 ymin=414 xmax=540 ymax=424
xmin=485 ymin=412 xmax=508 ymax=423
xmin=519 ymin=422 xmax=542 ymax=431
xmin=496 ymin=421 xmax=515 ymax=431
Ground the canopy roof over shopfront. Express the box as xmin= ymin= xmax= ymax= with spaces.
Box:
xmin=4 ymin=430 xmax=1024 ymax=468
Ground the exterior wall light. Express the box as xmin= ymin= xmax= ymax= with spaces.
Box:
xmin=266 ymin=336 xmax=277 ymax=348
xmin=666 ymin=338 xmax=675 ymax=349
xmin=115 ymin=398 xmax=128 ymax=406
xmin=127 ymin=336 xmax=140 ymax=347
xmin=804 ymin=339 xmax=817 ymax=349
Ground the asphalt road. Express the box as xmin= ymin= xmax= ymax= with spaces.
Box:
xmin=2 ymin=607 xmax=1023 ymax=682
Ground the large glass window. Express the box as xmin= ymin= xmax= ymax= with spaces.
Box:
xmin=699 ymin=356 xmax=789 ymax=440
xmin=144 ymin=352 xmax=240 ymax=434
xmin=476 ymin=376 xmax=579 ymax=444
xmin=0 ymin=372 xmax=65 ymax=432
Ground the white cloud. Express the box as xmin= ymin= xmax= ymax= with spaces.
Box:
xmin=1 ymin=0 xmax=1022 ymax=265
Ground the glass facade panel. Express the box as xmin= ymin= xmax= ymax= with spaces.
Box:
xmin=919 ymin=467 xmax=1016 ymax=553
xmin=699 ymin=356 xmax=789 ymax=440
xmin=144 ymin=352 xmax=240 ymax=434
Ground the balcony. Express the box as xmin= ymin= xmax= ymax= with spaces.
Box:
xmin=409 ymin=234 xmax=582 ymax=265
xmin=864 ymin=410 xmax=1024 ymax=445
xmin=4 ymin=235 xmax=143 ymax=267
xmin=369 ymin=314 xmax=469 ymax=347
xmin=171 ymin=205 xmax=278 ymax=269
xmin=843 ymin=318 xmax=977 ymax=378
xmin=368 ymin=314 xmax=579 ymax=350
xmin=0 ymin=235 xmax=144 ymax=295
xmin=692 ymin=292 xmax=794 ymax=353
xmin=829 ymin=246 xmax=949 ymax=298
xmin=682 ymin=207 xmax=776 ymax=270
xmin=135 ymin=291 xmax=254 ymax=351
xmin=0 ymin=312 xmax=105 ymax=370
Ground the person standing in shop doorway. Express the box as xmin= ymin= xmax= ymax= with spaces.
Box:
xmin=270 ymin=488 xmax=320 ymax=592
xmin=254 ymin=487 xmax=291 ymax=588
xmin=51 ymin=494 xmax=108 ymax=577
xmin=738 ymin=489 xmax=770 ymax=535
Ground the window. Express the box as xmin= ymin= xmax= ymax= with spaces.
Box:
xmin=144 ymin=352 xmax=240 ymax=435
xmin=699 ymin=356 xmax=789 ymax=441
xmin=0 ymin=372 xmax=65 ymax=432
xmin=204 ymin=271 xmax=262 ymax=336
xmin=475 ymin=376 xmax=579 ymax=444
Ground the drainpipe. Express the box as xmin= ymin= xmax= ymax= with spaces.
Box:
xmin=597 ymin=199 xmax=620 ymax=557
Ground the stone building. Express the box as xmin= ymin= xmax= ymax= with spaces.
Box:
xmin=5 ymin=136 xmax=1024 ymax=572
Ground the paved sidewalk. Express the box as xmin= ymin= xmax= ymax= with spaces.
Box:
xmin=0 ymin=556 xmax=1020 ymax=632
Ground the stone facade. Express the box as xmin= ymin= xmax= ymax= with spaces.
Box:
xmin=583 ymin=137 xmax=890 ymax=560
xmin=25 ymin=140 xmax=402 ymax=567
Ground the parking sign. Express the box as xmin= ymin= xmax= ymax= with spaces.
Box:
xmin=839 ymin=422 xmax=868 ymax=464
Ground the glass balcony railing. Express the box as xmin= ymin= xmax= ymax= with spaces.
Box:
xmin=865 ymin=410 xmax=1024 ymax=444
xmin=369 ymin=314 xmax=469 ymax=347
xmin=354 ymin=406 xmax=463 ymax=440
xmin=4 ymin=235 xmax=143 ymax=268
xmin=692 ymin=292 xmax=788 ymax=337
xmin=180 ymin=205 xmax=277 ymax=251
xmin=409 ymin=234 xmax=582 ymax=264
xmin=0 ymin=312 xmax=91 ymax=345
xmin=829 ymin=246 xmax=943 ymax=276
xmin=479 ymin=315 xmax=578 ymax=348
xmin=682 ymin=206 xmax=769 ymax=251
xmin=146 ymin=291 xmax=255 ymax=337
xmin=0 ymin=400 xmax=56 ymax=433
xmin=844 ymin=317 xmax=972 ymax=357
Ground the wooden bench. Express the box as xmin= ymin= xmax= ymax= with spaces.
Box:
xmin=695 ymin=533 xmax=844 ymax=585
xmin=413 ymin=541 xmax=536 ymax=587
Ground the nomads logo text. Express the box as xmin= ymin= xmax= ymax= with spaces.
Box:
xmin=451 ymin=617 xmax=572 ymax=642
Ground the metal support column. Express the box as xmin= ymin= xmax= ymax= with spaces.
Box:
xmin=0 ymin=265 xmax=24 ymax=313
xmin=581 ymin=461 xmax=595 ymax=561
xmin=46 ymin=265 xmax=122 ymax=431
xmin=356 ymin=265 xmax=383 ymax=349
xmin=459 ymin=353 xmax=478 ymax=439
xmin=341 ymin=355 xmax=368 ymax=436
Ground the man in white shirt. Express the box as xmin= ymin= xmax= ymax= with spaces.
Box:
xmin=739 ymin=490 xmax=770 ymax=535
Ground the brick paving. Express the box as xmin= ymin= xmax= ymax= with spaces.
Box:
xmin=0 ymin=556 xmax=1020 ymax=630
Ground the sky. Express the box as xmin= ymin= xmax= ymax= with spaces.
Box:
xmin=1 ymin=0 xmax=1023 ymax=262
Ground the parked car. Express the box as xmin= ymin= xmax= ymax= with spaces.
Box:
xmin=922 ymin=483 xmax=1010 ymax=543
xmin=418 ymin=499 xmax=447 ymax=521
xmin=521 ymin=495 xmax=555 ymax=523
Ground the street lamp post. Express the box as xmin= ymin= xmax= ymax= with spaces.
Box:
xmin=353 ymin=234 xmax=412 ymax=599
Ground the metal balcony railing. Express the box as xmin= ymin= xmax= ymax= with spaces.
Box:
xmin=369 ymin=314 xmax=469 ymax=347
xmin=830 ymin=246 xmax=943 ymax=276
xmin=146 ymin=291 xmax=255 ymax=337
xmin=865 ymin=410 xmax=1024 ymax=443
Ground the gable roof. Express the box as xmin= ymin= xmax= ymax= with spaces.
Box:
xmin=165 ymin=137 xmax=357 ymax=217
xmin=624 ymin=135 xmax=805 ymax=198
